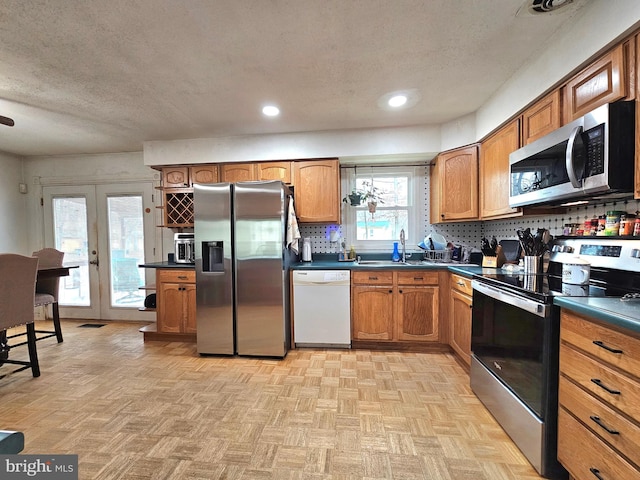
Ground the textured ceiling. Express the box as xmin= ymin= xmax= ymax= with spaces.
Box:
xmin=0 ymin=0 xmax=589 ymax=157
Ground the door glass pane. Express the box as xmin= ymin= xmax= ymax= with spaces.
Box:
xmin=107 ymin=195 xmax=145 ymax=308
xmin=52 ymin=197 xmax=89 ymax=306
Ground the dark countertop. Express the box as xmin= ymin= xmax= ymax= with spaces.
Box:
xmin=554 ymin=296 xmax=640 ymax=334
xmin=139 ymin=261 xmax=195 ymax=269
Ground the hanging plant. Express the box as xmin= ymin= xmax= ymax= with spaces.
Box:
xmin=343 ymin=190 xmax=364 ymax=206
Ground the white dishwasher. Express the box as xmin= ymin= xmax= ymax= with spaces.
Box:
xmin=292 ymin=270 xmax=351 ymax=348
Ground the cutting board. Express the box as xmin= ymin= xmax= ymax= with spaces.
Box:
xmin=499 ymin=239 xmax=522 ymax=263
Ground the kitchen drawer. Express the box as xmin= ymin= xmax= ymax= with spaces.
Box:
xmin=561 ymin=310 xmax=640 ymax=379
xmin=396 ymin=270 xmax=438 ymax=286
xmin=560 ymin=343 xmax=640 ymax=423
xmin=558 ymin=407 xmax=640 ymax=480
xmin=450 ymin=273 xmax=472 ymax=295
xmin=352 ymin=271 xmax=393 ymax=285
xmin=157 ymin=269 xmax=195 ymax=284
xmin=559 ymin=375 xmax=640 ymax=466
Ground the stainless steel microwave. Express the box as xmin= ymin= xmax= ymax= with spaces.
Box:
xmin=508 ymin=101 xmax=635 ymax=207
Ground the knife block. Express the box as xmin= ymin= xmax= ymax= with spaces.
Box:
xmin=482 ymin=246 xmax=506 ymax=268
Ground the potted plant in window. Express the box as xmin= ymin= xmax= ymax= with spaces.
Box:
xmin=361 ymin=181 xmax=384 ymax=214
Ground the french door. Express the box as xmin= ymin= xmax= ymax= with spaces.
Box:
xmin=43 ymin=183 xmax=156 ymax=321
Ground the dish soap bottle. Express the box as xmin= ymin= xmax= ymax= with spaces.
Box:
xmin=392 ymin=241 xmax=401 ymax=262
xmin=349 ymin=245 xmax=356 ymax=260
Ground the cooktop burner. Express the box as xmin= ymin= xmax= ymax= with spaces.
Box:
xmin=476 ymin=272 xmax=603 ymax=303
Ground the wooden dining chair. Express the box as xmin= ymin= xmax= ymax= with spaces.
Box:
xmin=32 ymin=248 xmax=65 ymax=343
xmin=0 ymin=253 xmax=40 ymax=378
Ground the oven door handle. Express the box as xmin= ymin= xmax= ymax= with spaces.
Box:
xmin=472 ymin=280 xmax=548 ymax=317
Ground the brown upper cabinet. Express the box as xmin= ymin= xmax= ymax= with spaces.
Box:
xmin=255 ymin=161 xmax=292 ymax=183
xmin=220 ymin=161 xmax=292 ymax=184
xmin=162 ymin=165 xmax=218 ymax=187
xmin=563 ymin=43 xmax=627 ymax=122
xmin=293 ymin=159 xmax=340 ymax=223
xmin=220 ymin=163 xmax=255 ymax=182
xmin=479 ymin=119 xmax=521 ymax=220
xmin=521 ymin=90 xmax=562 ymax=145
xmin=430 ymin=144 xmax=478 ymax=223
xmin=636 ymin=33 xmax=640 ymax=200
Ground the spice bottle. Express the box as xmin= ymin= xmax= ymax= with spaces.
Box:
xmin=634 ymin=218 xmax=640 ymax=237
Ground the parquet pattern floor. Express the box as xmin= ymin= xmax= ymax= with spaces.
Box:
xmin=0 ymin=320 xmax=545 ymax=479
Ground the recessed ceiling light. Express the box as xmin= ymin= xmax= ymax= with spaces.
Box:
xmin=262 ymin=105 xmax=280 ymax=117
xmin=378 ymin=89 xmax=420 ymax=111
xmin=388 ymin=95 xmax=408 ymax=108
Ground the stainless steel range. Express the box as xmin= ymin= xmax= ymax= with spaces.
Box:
xmin=471 ymin=237 xmax=640 ymax=479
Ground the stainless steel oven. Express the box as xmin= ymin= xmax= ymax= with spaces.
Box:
xmin=471 ymin=237 xmax=640 ymax=480
xmin=471 ymin=279 xmax=563 ymax=479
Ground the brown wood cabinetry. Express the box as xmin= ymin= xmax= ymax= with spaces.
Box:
xmin=255 ymin=161 xmax=292 ymax=183
xmin=557 ymin=309 xmax=640 ymax=479
xmin=221 ymin=163 xmax=255 ymax=182
xmin=293 ymin=159 xmax=340 ymax=223
xmin=479 ymin=119 xmax=521 ymax=219
xmin=156 ymin=269 xmax=196 ymax=336
xmin=430 ymin=144 xmax=478 ymax=223
xmin=351 ymin=270 xmax=439 ymax=345
xmin=521 ymin=90 xmax=561 ymax=145
xmin=221 ymin=161 xmax=292 ymax=183
xmin=563 ymin=43 xmax=627 ymax=122
xmin=396 ymin=271 xmax=439 ymax=342
xmin=449 ymin=273 xmax=472 ymax=367
xmin=160 ymin=165 xmax=218 ymax=227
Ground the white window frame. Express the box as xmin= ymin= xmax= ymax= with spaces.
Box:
xmin=343 ymin=166 xmax=422 ymax=252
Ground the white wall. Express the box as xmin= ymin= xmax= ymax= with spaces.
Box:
xmin=0 ymin=151 xmax=29 ymax=254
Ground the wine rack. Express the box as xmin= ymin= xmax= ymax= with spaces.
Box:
xmin=163 ymin=189 xmax=194 ymax=227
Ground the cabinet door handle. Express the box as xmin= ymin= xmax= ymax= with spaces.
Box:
xmin=592 ymin=340 xmax=623 ymax=354
xmin=589 ymin=415 xmax=619 ymax=435
xmin=590 ymin=378 xmax=621 ymax=395
xmin=589 ymin=467 xmax=604 ymax=480
xmin=399 ymin=289 xmax=403 ymax=294
xmin=388 ymin=289 xmax=393 ymax=294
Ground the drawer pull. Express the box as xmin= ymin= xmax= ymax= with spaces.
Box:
xmin=590 ymin=378 xmax=621 ymax=395
xmin=589 ymin=467 xmax=604 ymax=480
xmin=592 ymin=340 xmax=623 ymax=354
xmin=178 ymin=276 xmax=188 ymax=280
xmin=456 ymin=281 xmax=465 ymax=286
xmin=414 ymin=277 xmax=423 ymax=281
xmin=369 ymin=276 xmax=378 ymax=280
xmin=589 ymin=415 xmax=620 ymax=435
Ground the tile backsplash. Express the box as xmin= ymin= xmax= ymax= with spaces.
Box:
xmin=300 ymin=166 xmax=640 ymax=254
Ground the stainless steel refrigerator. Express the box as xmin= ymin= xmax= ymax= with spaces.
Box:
xmin=194 ymin=180 xmax=296 ymax=357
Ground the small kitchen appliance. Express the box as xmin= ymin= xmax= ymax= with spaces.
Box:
xmin=174 ymin=233 xmax=195 ymax=264
xmin=302 ymin=237 xmax=312 ymax=262
xmin=471 ymin=236 xmax=640 ymax=479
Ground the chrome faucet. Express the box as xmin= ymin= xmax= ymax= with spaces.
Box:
xmin=400 ymin=229 xmax=406 ymax=263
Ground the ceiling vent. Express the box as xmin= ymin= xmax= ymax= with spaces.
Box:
xmin=517 ymin=0 xmax=579 ymax=17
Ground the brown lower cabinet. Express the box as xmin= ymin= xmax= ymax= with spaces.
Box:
xmin=449 ymin=273 xmax=472 ymax=367
xmin=351 ymin=270 xmax=439 ymax=345
xmin=558 ymin=309 xmax=640 ymax=479
xmin=156 ymin=269 xmax=197 ymax=335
